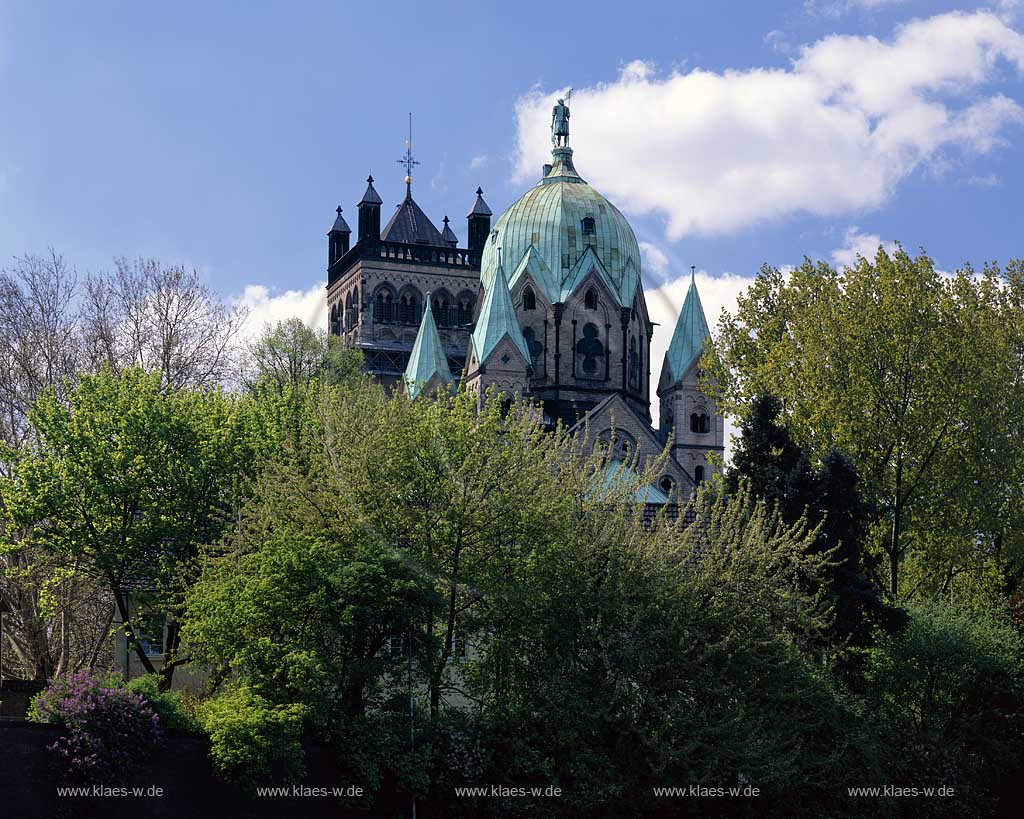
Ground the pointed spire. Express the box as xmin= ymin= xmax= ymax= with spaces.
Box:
xmin=359 ymin=175 xmax=383 ymax=206
xmin=403 ymin=292 xmax=453 ymax=399
xmin=329 ymin=205 xmax=351 ymax=235
xmin=472 ymin=252 xmax=531 ymax=365
xmin=440 ymin=215 xmax=458 ymax=247
xmin=664 ymin=270 xmax=711 ymax=383
xmin=467 ymin=187 xmax=492 ymax=217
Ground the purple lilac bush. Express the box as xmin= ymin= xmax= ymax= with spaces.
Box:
xmin=30 ymin=669 xmax=163 ymax=782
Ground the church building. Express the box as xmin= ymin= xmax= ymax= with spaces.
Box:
xmin=325 ymin=101 xmax=724 ymax=495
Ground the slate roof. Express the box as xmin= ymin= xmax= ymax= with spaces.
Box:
xmin=381 ymin=193 xmax=446 ymax=245
xmin=664 ymin=272 xmax=711 ymax=383
xmin=403 ymin=293 xmax=453 ymax=399
xmin=329 ymin=206 xmax=351 ymax=234
xmin=358 ymin=176 xmax=383 ymax=206
xmin=468 ymin=187 xmax=492 ymax=217
xmin=471 ymin=259 xmax=531 ymax=365
xmin=440 ymin=216 xmax=458 ymax=247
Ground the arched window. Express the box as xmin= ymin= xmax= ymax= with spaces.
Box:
xmin=432 ymin=292 xmax=452 ymax=327
xmin=576 ymin=322 xmax=603 ymax=375
xmin=399 ymin=289 xmax=420 ymax=325
xmin=522 ymin=286 xmax=536 ymax=311
xmin=348 ymin=286 xmax=360 ymax=327
xmin=598 ymin=429 xmax=635 ymax=461
xmin=581 ymin=216 xmax=595 ymax=235
xmin=694 ymin=465 xmax=705 ymax=485
xmin=374 ymin=288 xmax=395 ymax=323
xmin=330 ymin=304 xmax=340 ymax=335
xmin=456 ymin=295 xmax=475 ymax=326
xmin=690 ymin=412 xmax=710 ymax=434
xmin=660 ymin=476 xmax=674 ymax=494
xmin=584 ymin=288 xmax=598 ymax=310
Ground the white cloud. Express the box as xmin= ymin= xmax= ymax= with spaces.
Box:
xmin=470 ymin=155 xmax=488 ymax=170
xmin=764 ymin=29 xmax=793 ymax=55
xmin=513 ymin=11 xmax=1024 ymax=239
xmin=236 ymin=282 xmax=326 ymax=341
xmin=804 ymin=0 xmax=908 ymax=18
xmin=830 ymin=226 xmax=899 ymax=267
xmin=966 ymin=172 xmax=1001 ymax=185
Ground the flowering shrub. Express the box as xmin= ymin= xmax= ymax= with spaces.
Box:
xmin=29 ymin=669 xmax=162 ymax=782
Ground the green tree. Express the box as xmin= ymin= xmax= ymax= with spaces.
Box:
xmin=708 ymin=249 xmax=1024 ymax=600
xmin=1 ymin=367 xmax=252 ymax=688
xmin=243 ymin=317 xmax=363 ymax=397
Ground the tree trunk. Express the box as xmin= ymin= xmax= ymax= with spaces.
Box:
xmin=111 ymin=586 xmax=156 ymax=678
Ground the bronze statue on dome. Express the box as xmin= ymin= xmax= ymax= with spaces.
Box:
xmin=551 ymin=97 xmax=570 ymax=147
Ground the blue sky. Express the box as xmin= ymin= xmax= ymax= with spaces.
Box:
xmin=1 ymin=0 xmax=1021 ymax=343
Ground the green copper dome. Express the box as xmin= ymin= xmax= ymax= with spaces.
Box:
xmin=480 ymin=147 xmax=642 ymax=308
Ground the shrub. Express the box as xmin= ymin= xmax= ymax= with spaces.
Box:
xmin=199 ymin=685 xmax=307 ymax=787
xmin=29 ymin=669 xmax=162 ymax=783
xmin=126 ymin=674 xmax=201 ymax=733
xmin=865 ymin=602 xmax=1024 ymax=813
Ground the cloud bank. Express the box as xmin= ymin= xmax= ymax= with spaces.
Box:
xmin=514 ymin=10 xmax=1024 ymax=239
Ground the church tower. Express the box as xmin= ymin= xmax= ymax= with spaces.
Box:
xmin=657 ymin=270 xmax=724 ymax=487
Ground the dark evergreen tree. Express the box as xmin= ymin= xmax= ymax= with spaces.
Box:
xmin=730 ymin=396 xmax=904 ymax=660
xmin=816 ymin=450 xmax=904 ymax=651
xmin=728 ymin=393 xmax=816 ymax=526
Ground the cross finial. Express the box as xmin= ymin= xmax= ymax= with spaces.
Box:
xmin=691 ymin=264 xmax=696 ymax=282
xmin=397 ymin=112 xmax=420 ymax=197
xmin=336 ymin=205 xmax=343 ymax=216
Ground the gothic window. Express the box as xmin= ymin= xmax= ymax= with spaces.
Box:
xmin=374 ymin=288 xmax=395 ymax=323
xmin=522 ymin=326 xmax=544 ymax=371
xmin=582 ymin=216 xmax=595 ymax=235
xmin=690 ymin=412 xmax=710 ymax=434
xmin=576 ymin=322 xmax=603 ymax=376
xmin=349 ymin=287 xmax=359 ymax=326
xmin=598 ymin=429 xmax=636 ymax=461
xmin=399 ymin=289 xmax=421 ymax=325
xmin=584 ymin=287 xmax=598 ymax=310
xmin=456 ymin=294 xmax=475 ymax=326
xmin=628 ymin=335 xmax=640 ymax=391
xmin=522 ymin=286 xmax=536 ymax=311
xmin=694 ymin=465 xmax=705 ymax=485
xmin=432 ymin=292 xmax=452 ymax=327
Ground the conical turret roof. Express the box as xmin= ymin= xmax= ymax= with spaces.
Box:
xmin=328 ymin=206 xmax=350 ymax=234
xmin=471 ymin=257 xmax=531 ymax=365
xmin=404 ymin=293 xmax=453 ymax=399
xmin=358 ymin=175 xmax=383 ymax=206
xmin=664 ymin=271 xmax=711 ymax=383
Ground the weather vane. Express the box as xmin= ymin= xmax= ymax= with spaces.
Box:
xmin=397 ymin=112 xmax=420 ymax=195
